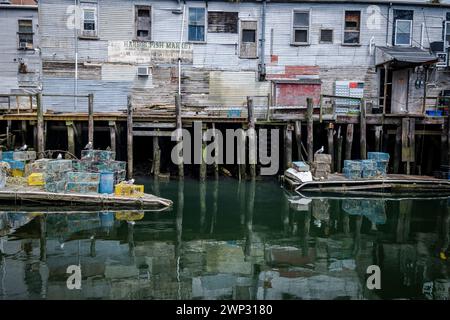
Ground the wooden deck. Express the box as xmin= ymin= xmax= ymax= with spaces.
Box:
xmin=0 ymin=186 xmax=173 ymax=209
xmin=284 ymin=173 xmax=450 ymax=196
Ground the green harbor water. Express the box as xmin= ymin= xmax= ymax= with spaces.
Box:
xmin=0 ymin=178 xmax=449 ymax=300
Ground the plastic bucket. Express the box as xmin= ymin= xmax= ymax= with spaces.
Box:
xmin=99 ymin=172 xmax=114 ymax=194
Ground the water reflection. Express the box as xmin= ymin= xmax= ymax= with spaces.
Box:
xmin=0 ymin=179 xmax=449 ymax=300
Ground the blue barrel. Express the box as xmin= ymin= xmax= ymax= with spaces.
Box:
xmin=99 ymin=172 xmax=114 ymax=194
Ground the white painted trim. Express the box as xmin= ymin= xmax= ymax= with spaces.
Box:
xmin=291 ymin=9 xmax=311 ymax=45
xmin=394 ymin=19 xmax=413 ymax=46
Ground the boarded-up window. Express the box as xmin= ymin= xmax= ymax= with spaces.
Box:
xmin=320 ymin=29 xmax=333 ymax=43
xmin=343 ymin=11 xmax=360 ymax=44
xmin=292 ymin=11 xmax=310 ymax=44
xmin=135 ymin=5 xmax=151 ymax=41
xmin=188 ymin=7 xmax=206 ymax=42
xmin=240 ymin=21 xmax=257 ymax=59
xmin=208 ymin=11 xmax=238 ymax=33
xmin=18 ymin=20 xmax=33 ymax=49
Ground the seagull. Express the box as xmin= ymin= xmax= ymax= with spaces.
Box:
xmin=57 ymin=153 xmax=63 ymax=159
xmin=314 ymin=146 xmax=324 ymax=155
xmin=128 ymin=221 xmax=136 ymax=226
xmin=106 ymin=146 xmax=111 ymax=151
xmin=18 ymin=144 xmax=27 ymax=151
xmin=84 ymin=141 xmax=93 ymax=150
xmin=126 ymin=179 xmax=135 ymax=185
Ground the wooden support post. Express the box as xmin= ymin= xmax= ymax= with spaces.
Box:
xmin=36 ymin=93 xmax=44 ymax=158
xmin=448 ymin=114 xmax=450 ymax=168
xmin=6 ymin=120 xmax=11 ymax=149
xmin=345 ymin=124 xmax=354 ymax=160
xmin=442 ymin=120 xmax=449 ymax=166
xmin=306 ymin=98 xmax=314 ymax=163
xmin=199 ymin=181 xmax=206 ymax=232
xmin=248 ymin=97 xmax=257 ymax=179
xmin=88 ymin=93 xmax=94 ymax=147
xmin=336 ymin=126 xmax=343 ymax=173
xmin=200 ymin=130 xmax=207 ymax=182
xmin=327 ymin=123 xmax=334 ymax=172
xmin=238 ymin=127 xmax=246 ymax=181
xmin=21 ymin=121 xmax=27 ymax=146
xmin=402 ymin=118 xmax=415 ymax=175
xmin=175 ymin=93 xmax=184 ymax=179
xmin=127 ymin=95 xmax=133 ymax=179
xmin=294 ymin=120 xmax=303 ymax=161
xmin=66 ymin=121 xmax=75 ymax=157
xmin=394 ymin=125 xmax=402 ymax=174
xmin=383 ymin=62 xmax=390 ymax=115
xmin=285 ymin=125 xmax=293 ymax=170
xmin=409 ymin=118 xmax=416 ymax=174
xmin=109 ymin=121 xmax=116 ymax=153
xmin=375 ymin=126 xmax=382 ymax=152
xmin=212 ymin=123 xmax=219 ymax=179
xmin=153 ymin=136 xmax=161 ymax=178
xmin=360 ymin=99 xmax=367 ymax=159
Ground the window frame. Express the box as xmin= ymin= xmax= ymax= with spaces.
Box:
xmin=239 ymin=19 xmax=258 ymax=59
xmin=135 ymin=5 xmax=152 ymax=41
xmin=342 ymin=10 xmax=361 ymax=46
xmin=188 ymin=7 xmax=207 ymax=43
xmin=79 ymin=4 xmax=98 ymax=39
xmin=17 ymin=19 xmax=34 ymax=50
xmin=291 ymin=9 xmax=311 ymax=46
xmin=394 ymin=19 xmax=413 ymax=46
xmin=444 ymin=20 xmax=450 ymax=47
xmin=320 ymin=28 xmax=334 ymax=44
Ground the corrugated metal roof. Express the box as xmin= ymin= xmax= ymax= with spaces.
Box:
xmin=376 ymin=46 xmax=438 ymax=67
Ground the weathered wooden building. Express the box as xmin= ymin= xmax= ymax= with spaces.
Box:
xmin=0 ymin=0 xmax=40 ymax=110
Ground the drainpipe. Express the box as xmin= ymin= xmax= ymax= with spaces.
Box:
xmin=259 ymin=0 xmax=267 ymax=81
xmin=386 ymin=3 xmax=392 ymax=46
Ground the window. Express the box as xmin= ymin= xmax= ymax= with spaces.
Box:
xmin=320 ymin=29 xmax=333 ymax=43
xmin=18 ymin=20 xmax=33 ymax=49
xmin=395 ymin=20 xmax=412 ymax=45
xmin=188 ymin=7 xmax=206 ymax=42
xmin=392 ymin=10 xmax=413 ymax=46
xmin=240 ymin=21 xmax=257 ymax=58
xmin=343 ymin=11 xmax=361 ymax=44
xmin=208 ymin=11 xmax=238 ymax=33
xmin=292 ymin=11 xmax=310 ymax=44
xmin=444 ymin=19 xmax=450 ymax=46
xmin=136 ymin=5 xmax=151 ymax=41
xmin=81 ymin=6 xmax=98 ymax=37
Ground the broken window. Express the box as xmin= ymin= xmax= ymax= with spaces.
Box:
xmin=80 ymin=5 xmax=98 ymax=37
xmin=343 ymin=11 xmax=361 ymax=44
xmin=18 ymin=19 xmax=33 ymax=50
xmin=292 ymin=11 xmax=310 ymax=44
xmin=188 ymin=7 xmax=206 ymax=42
xmin=320 ymin=29 xmax=333 ymax=43
xmin=392 ymin=10 xmax=413 ymax=46
xmin=208 ymin=11 xmax=238 ymax=33
xmin=136 ymin=5 xmax=151 ymax=41
xmin=240 ymin=21 xmax=257 ymax=59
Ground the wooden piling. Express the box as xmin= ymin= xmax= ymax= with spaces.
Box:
xmin=238 ymin=127 xmax=246 ymax=181
xmin=336 ymin=126 xmax=343 ymax=173
xmin=88 ymin=93 xmax=94 ymax=146
xmin=199 ymin=181 xmax=206 ymax=232
xmin=21 ymin=121 xmax=27 ymax=146
xmin=394 ymin=125 xmax=402 ymax=174
xmin=402 ymin=118 xmax=415 ymax=175
xmin=441 ymin=120 xmax=448 ymax=166
xmin=175 ymin=93 xmax=184 ymax=179
xmin=345 ymin=124 xmax=353 ymax=160
xmin=126 ymin=95 xmax=133 ymax=179
xmin=200 ymin=130 xmax=207 ymax=182
xmin=306 ymin=98 xmax=314 ymax=163
xmin=294 ymin=120 xmax=303 ymax=161
xmin=375 ymin=126 xmax=382 ymax=152
xmin=248 ymin=98 xmax=257 ymax=179
xmin=285 ymin=125 xmax=293 ymax=170
xmin=360 ymin=99 xmax=367 ymax=159
xmin=36 ymin=93 xmax=44 ymax=158
xmin=212 ymin=123 xmax=219 ymax=180
xmin=66 ymin=121 xmax=75 ymax=156
xmin=6 ymin=120 xmax=11 ymax=149
xmin=327 ymin=123 xmax=334 ymax=172
xmin=109 ymin=121 xmax=116 ymax=153
xmin=153 ymin=136 xmax=161 ymax=178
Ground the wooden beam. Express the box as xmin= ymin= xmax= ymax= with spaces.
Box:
xmin=127 ymin=95 xmax=133 ymax=179
xmin=66 ymin=121 xmax=75 ymax=157
xmin=248 ymin=97 xmax=257 ymax=179
xmin=153 ymin=136 xmax=161 ymax=178
xmin=133 ymin=122 xmax=176 ymax=129
xmin=109 ymin=121 xmax=116 ymax=153
xmin=133 ymin=131 xmax=174 ymax=137
xmin=360 ymin=99 xmax=367 ymax=159
xmin=394 ymin=124 xmax=402 ymax=174
xmin=327 ymin=123 xmax=334 ymax=172
xmin=294 ymin=120 xmax=303 ymax=161
xmin=36 ymin=93 xmax=44 ymax=158
xmin=285 ymin=124 xmax=293 ymax=170
xmin=336 ymin=126 xmax=343 ymax=173
xmin=175 ymin=93 xmax=184 ymax=179
xmin=212 ymin=123 xmax=219 ymax=179
xmin=200 ymin=130 xmax=207 ymax=182
xmin=374 ymin=126 xmax=382 ymax=152
xmin=345 ymin=124 xmax=354 ymax=160
xmin=88 ymin=93 xmax=94 ymax=146
xmin=306 ymin=98 xmax=314 ymax=163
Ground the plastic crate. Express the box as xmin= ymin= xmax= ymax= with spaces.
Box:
xmin=12 ymin=169 xmax=24 ymax=177
xmin=28 ymin=173 xmax=45 ymax=186
xmin=114 ymin=183 xmax=144 ymax=197
xmin=1 ymin=151 xmax=14 ymax=161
